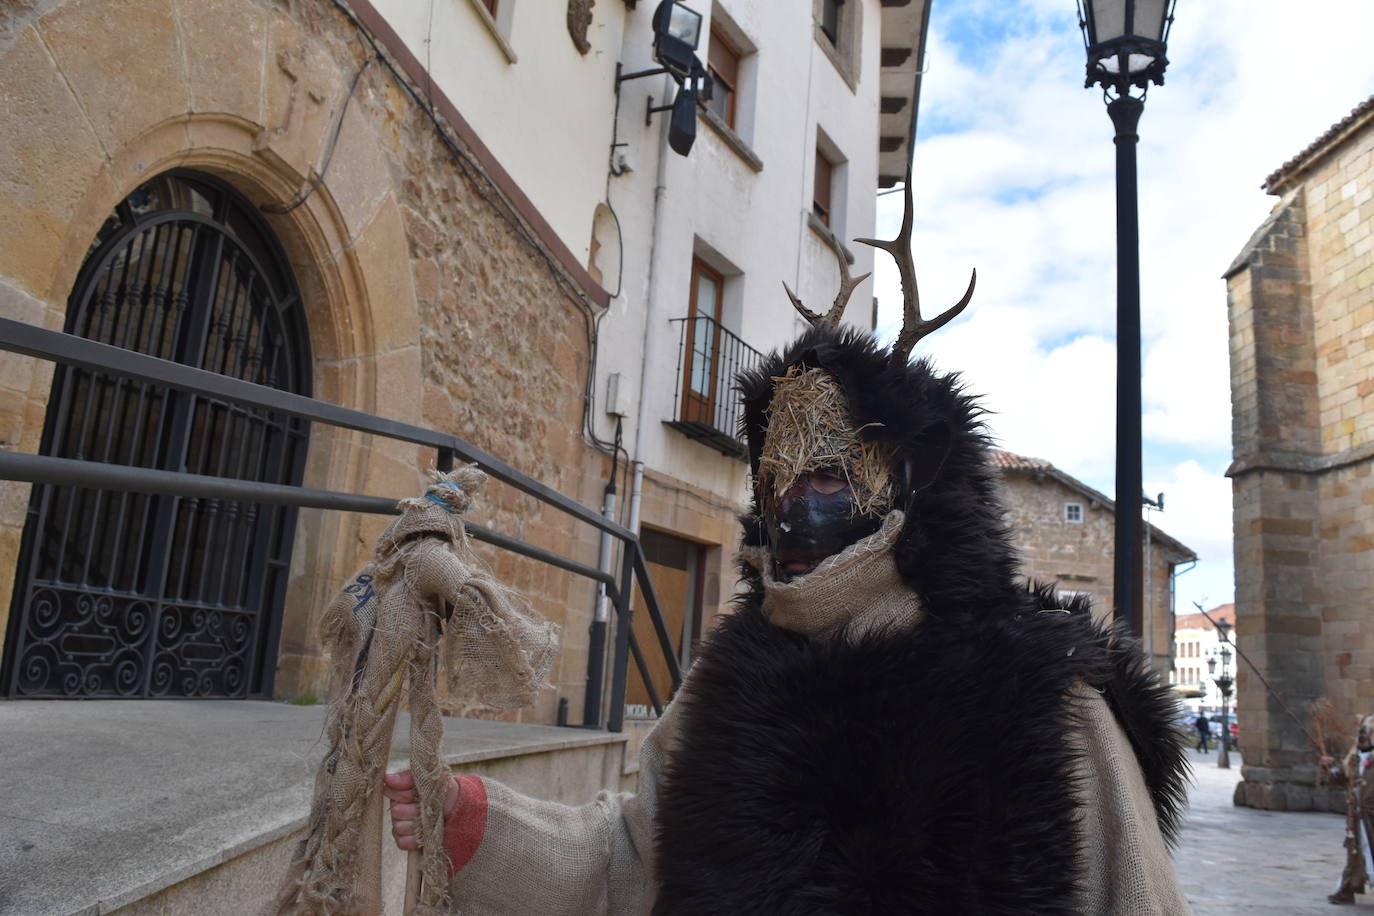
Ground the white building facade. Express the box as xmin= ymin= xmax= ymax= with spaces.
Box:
xmin=1171 ymin=603 xmax=1238 ymax=717
xmin=367 ymin=0 xmax=931 ymax=709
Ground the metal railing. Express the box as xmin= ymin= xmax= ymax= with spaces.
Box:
xmin=0 ymin=316 xmax=680 ymax=730
xmin=666 ymin=314 xmax=762 ymax=458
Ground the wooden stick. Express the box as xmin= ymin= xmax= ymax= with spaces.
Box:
xmin=403 ymin=848 xmax=421 ymax=915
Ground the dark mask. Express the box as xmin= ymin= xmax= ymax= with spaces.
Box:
xmin=764 ymin=470 xmax=883 ymax=581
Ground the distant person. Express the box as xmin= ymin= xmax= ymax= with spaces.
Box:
xmin=1326 ymin=715 xmax=1374 ymax=905
xmin=1195 ymin=714 xmax=1212 ymax=754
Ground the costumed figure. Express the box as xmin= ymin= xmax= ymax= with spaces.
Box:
xmin=386 ymin=165 xmax=1191 ymax=914
xmin=1328 ymin=715 xmax=1374 ymax=905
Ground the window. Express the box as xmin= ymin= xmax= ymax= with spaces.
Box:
xmin=682 ymin=258 xmax=725 ymax=426
xmin=813 ymin=0 xmax=860 ymax=90
xmin=1064 ymin=502 xmax=1084 ymax=523
xmin=819 ymin=0 xmax=843 ymax=45
xmin=706 ymin=25 xmax=739 ymax=128
xmin=467 ymin=0 xmax=517 ymax=63
xmin=813 ymin=148 xmax=834 ymax=226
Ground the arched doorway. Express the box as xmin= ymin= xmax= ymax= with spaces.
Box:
xmin=2 ymin=171 xmax=311 ymax=698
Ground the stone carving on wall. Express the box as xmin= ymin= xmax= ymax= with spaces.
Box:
xmin=568 ymin=0 xmax=594 ymax=55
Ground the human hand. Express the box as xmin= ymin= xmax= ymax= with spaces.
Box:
xmin=383 ymin=769 xmax=461 ymax=851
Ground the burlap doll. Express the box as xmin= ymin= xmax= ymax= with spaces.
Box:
xmin=277 ymin=466 xmax=557 ymax=915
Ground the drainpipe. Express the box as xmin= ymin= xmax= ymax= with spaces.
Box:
xmin=632 ymin=72 xmax=674 ymax=467
xmin=582 ymin=464 xmax=617 ymax=728
xmin=585 ymin=56 xmax=671 ymax=726
xmin=627 ymin=460 xmax=645 ymax=535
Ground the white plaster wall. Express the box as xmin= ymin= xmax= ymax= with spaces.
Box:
xmin=597 ymin=0 xmax=888 ymax=501
xmin=369 ymin=0 xmax=624 ymax=264
xmin=370 ymin=0 xmax=903 ymax=508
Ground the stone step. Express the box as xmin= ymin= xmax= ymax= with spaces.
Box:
xmin=0 ymin=699 xmax=631 ymax=916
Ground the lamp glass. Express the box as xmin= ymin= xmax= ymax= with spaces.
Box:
xmin=1086 ymin=0 xmax=1125 ymax=41
xmin=1087 ymin=0 xmax=1169 ymax=43
xmin=1207 ymin=657 xmax=1216 ymax=675
xmin=665 ymin=5 xmax=701 ymax=48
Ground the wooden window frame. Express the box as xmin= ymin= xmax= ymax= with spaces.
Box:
xmin=706 ymin=25 xmax=740 ymax=128
xmin=681 ymin=258 xmax=725 ymax=426
xmin=813 ymin=148 xmax=834 ymax=227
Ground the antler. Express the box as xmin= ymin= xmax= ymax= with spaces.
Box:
xmin=854 ymin=163 xmax=975 ymax=363
xmin=782 ymin=230 xmax=871 ymax=328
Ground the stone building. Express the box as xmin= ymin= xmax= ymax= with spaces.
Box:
xmin=1225 ymin=94 xmax=1374 ymax=812
xmin=0 ymin=0 xmax=928 ymax=724
xmin=1170 ymin=603 xmax=1236 ymax=717
xmin=0 ymin=1 xmax=935 ymax=908
xmin=993 ymin=450 xmax=1197 ymax=674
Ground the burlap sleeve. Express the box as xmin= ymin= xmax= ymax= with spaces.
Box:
xmin=444 ymin=695 xmax=681 ymax=915
xmin=1068 ymin=683 xmax=1193 ymax=915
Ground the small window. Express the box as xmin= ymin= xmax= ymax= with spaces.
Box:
xmin=820 ymin=0 xmax=843 ymax=45
xmin=1064 ymin=502 xmax=1084 ymax=523
xmin=813 ymin=0 xmax=860 ymax=90
xmin=468 ymin=0 xmax=516 ymax=62
xmin=706 ymin=26 xmax=740 ymax=128
xmin=813 ymin=148 xmax=834 ymax=226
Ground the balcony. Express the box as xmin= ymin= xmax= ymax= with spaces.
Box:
xmin=666 ymin=314 xmax=763 ymax=458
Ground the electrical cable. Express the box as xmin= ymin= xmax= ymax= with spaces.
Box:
xmin=262 ymin=57 xmax=374 ymax=215
xmin=1193 ymin=603 xmax=1325 ymax=758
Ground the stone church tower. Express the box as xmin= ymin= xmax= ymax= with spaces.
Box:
xmin=1225 ymin=94 xmax=1374 ymax=811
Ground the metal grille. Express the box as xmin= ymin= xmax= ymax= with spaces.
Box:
xmin=666 ymin=314 xmax=761 ymax=458
xmin=4 ymin=172 xmax=310 ymax=698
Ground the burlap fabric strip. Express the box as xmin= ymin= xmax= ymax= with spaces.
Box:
xmin=739 ymin=510 xmax=920 ymax=639
xmin=276 ymin=466 xmax=558 ymax=916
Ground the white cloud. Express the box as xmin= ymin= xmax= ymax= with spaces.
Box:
xmin=1144 ymin=459 xmax=1236 ymax=612
xmin=868 ymin=0 xmax=1374 ymax=616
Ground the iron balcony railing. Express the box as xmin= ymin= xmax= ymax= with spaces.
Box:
xmin=0 ymin=316 xmax=679 ymax=731
xmin=667 ymin=314 xmax=763 ymax=458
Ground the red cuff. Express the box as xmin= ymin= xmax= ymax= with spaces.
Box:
xmin=444 ymin=774 xmax=488 ymax=877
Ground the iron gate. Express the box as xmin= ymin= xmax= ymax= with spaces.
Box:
xmin=3 ymin=171 xmax=311 ymax=698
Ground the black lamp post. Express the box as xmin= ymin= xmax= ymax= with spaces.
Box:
xmin=1215 ymin=622 xmax=1234 ymax=769
xmin=1077 ymin=0 xmax=1177 ymax=637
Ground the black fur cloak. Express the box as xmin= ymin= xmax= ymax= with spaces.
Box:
xmin=652 ymin=327 xmax=1187 ymax=915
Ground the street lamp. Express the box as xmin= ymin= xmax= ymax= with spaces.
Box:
xmin=1208 ymin=620 xmax=1235 ymax=769
xmin=1077 ymin=1 xmax=1177 ymax=637
xmin=618 ymin=1 xmax=712 ymax=156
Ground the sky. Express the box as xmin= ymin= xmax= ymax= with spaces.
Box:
xmin=870 ymin=0 xmax=1374 ymax=616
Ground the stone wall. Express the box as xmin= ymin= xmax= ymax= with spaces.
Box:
xmin=0 ymin=0 xmax=615 ymax=724
xmin=1226 ymin=99 xmax=1374 ymax=811
xmin=1000 ymin=471 xmax=1184 ymax=670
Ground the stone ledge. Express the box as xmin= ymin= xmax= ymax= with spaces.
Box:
xmin=0 ymin=699 xmax=627 ymax=916
xmin=697 ymin=106 xmax=763 ymax=173
xmin=1227 ymin=441 xmax=1374 ymax=478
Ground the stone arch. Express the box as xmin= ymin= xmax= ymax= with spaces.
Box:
xmin=0 ymin=0 xmax=425 ymax=695
xmin=588 ymin=203 xmax=622 ymax=295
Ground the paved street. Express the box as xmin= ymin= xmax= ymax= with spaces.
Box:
xmin=1175 ymin=752 xmax=1374 ymax=915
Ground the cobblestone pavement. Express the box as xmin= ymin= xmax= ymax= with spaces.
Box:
xmin=1173 ymin=751 xmax=1374 ymax=915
